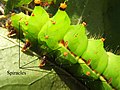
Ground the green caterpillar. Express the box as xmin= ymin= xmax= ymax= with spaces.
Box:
xmin=9 ymin=2 xmax=120 ymax=90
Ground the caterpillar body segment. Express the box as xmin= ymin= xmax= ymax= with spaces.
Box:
xmin=38 ymin=9 xmax=71 ymax=50
xmin=103 ymin=52 xmax=120 ymax=89
xmin=9 ymin=12 xmax=29 ymax=37
xmin=82 ymin=39 xmax=108 ymax=74
xmin=64 ymin=24 xmax=88 ymax=57
xmin=22 ymin=6 xmax=49 ymax=45
xmin=54 ymin=43 xmax=78 ymax=65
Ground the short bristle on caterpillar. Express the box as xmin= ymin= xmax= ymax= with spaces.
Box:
xmin=59 ymin=2 xmax=67 ymax=11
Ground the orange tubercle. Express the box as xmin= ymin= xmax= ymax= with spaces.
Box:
xmin=34 ymin=0 xmax=41 ymax=4
xmin=101 ymin=38 xmax=105 ymax=42
xmin=51 ymin=20 xmax=56 ymax=24
xmin=31 ymin=13 xmax=35 ymax=16
xmin=86 ymin=71 xmax=90 ymax=76
xmin=63 ymin=52 xmax=68 ymax=57
xmin=82 ymin=22 xmax=87 ymax=26
xmin=45 ymin=35 xmax=49 ymax=39
xmin=25 ymin=21 xmax=28 ymax=26
xmin=59 ymin=2 xmax=67 ymax=10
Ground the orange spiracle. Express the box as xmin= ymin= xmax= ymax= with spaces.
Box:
xmin=52 ymin=21 xmax=56 ymax=24
xmin=86 ymin=71 xmax=90 ymax=76
xmin=63 ymin=52 xmax=68 ymax=57
xmin=51 ymin=20 xmax=56 ymax=24
xmin=59 ymin=2 xmax=67 ymax=11
xmin=45 ymin=35 xmax=49 ymax=39
xmin=31 ymin=13 xmax=35 ymax=16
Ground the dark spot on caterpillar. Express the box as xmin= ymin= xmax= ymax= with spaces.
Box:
xmin=86 ymin=71 xmax=90 ymax=76
xmin=45 ymin=35 xmax=49 ymax=39
xmin=63 ymin=52 xmax=68 ymax=57
xmin=59 ymin=2 xmax=67 ymax=11
xmin=82 ymin=22 xmax=87 ymax=26
xmin=31 ymin=13 xmax=35 ymax=16
xmin=22 ymin=39 xmax=31 ymax=52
